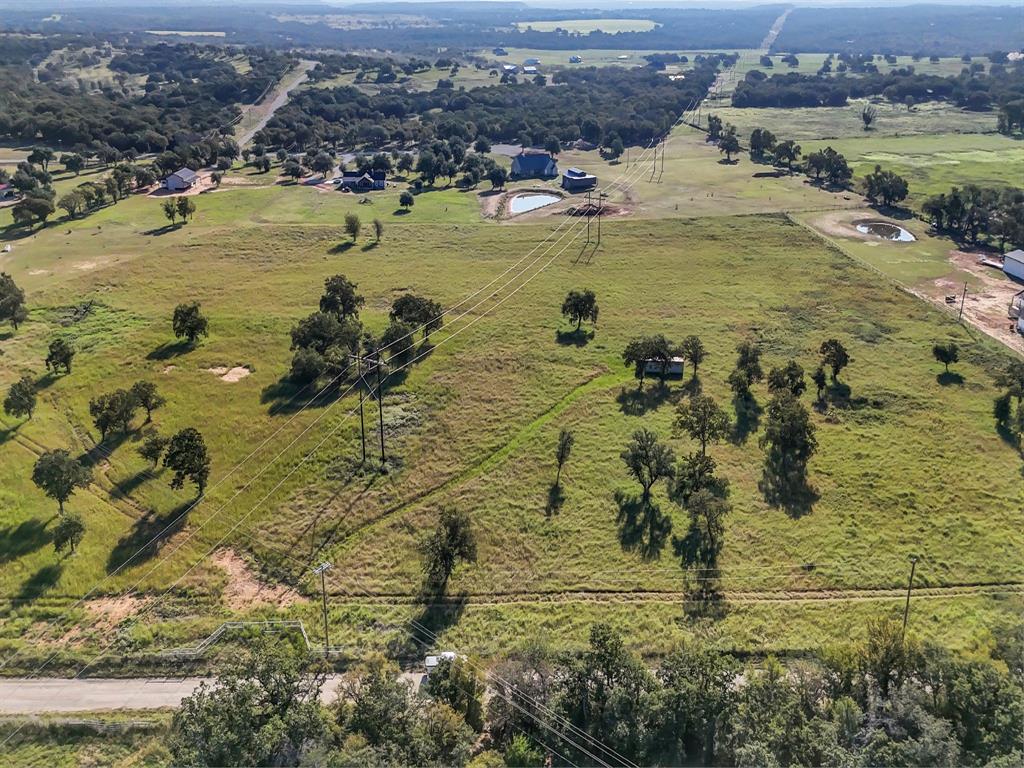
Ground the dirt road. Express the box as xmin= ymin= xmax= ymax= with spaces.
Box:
xmin=0 ymin=672 xmax=424 ymax=713
xmin=234 ymin=60 xmax=315 ymax=147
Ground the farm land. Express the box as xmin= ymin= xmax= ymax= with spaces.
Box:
xmin=0 ymin=21 xmax=1023 ymax=680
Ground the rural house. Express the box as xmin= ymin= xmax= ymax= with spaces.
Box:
xmin=338 ymin=169 xmax=386 ymax=191
xmin=561 ymin=167 xmax=598 ymax=191
xmin=511 ymin=150 xmax=558 ymax=178
xmin=1003 ymin=249 xmax=1024 ymax=282
xmin=163 ymin=167 xmax=198 ymax=192
xmin=0 ymin=183 xmax=18 ymax=201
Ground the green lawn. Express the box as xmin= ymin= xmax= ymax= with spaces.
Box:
xmin=2 ymin=186 xmax=1021 ymax=669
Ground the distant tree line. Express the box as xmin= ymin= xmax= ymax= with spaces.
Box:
xmin=256 ymin=60 xmax=729 ymax=153
xmin=0 ymin=43 xmax=291 ymax=155
xmin=732 ymin=62 xmax=1024 ymax=112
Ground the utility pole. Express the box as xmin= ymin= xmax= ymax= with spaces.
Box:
xmin=901 ymin=555 xmax=918 ymax=644
xmin=375 ymin=347 xmax=386 ymax=466
xmin=356 ymin=355 xmax=366 ymax=464
xmin=596 ymin=191 xmax=607 ymax=245
xmin=312 ymin=562 xmax=332 ymax=654
xmin=585 ymin=190 xmax=592 ymax=243
xmin=958 ymin=282 xmax=967 ymax=322
xmin=659 ymin=138 xmax=665 ymax=179
xmin=625 ymin=146 xmax=629 ymax=168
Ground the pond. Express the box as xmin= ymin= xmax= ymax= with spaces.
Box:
xmin=855 ymin=220 xmax=916 ymax=242
xmin=509 ymin=193 xmax=561 ymax=214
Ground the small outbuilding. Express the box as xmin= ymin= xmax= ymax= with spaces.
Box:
xmin=338 ymin=169 xmax=386 ymax=191
xmin=163 ymin=167 xmax=198 ymax=192
xmin=502 ymin=63 xmax=519 ymax=74
xmin=511 ymin=150 xmax=558 ymax=178
xmin=493 ymin=47 xmax=508 ymax=56
xmin=0 ymin=183 xmax=17 ymax=200
xmin=523 ymin=65 xmax=539 ymax=76
xmin=523 ymin=57 xmax=541 ymax=66
xmin=1003 ymin=249 xmax=1024 ymax=282
xmin=569 ymin=55 xmax=583 ymax=64
xmin=644 ymin=357 xmax=685 ymax=378
xmin=561 ymin=167 xmax=597 ymax=192
xmin=424 ymin=651 xmax=457 ymax=677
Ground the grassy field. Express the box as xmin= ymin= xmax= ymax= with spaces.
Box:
xmin=515 ymin=19 xmax=658 ymax=34
xmin=708 ymin=100 xmax=998 ymax=141
xmin=1 ymin=162 xmax=1022 ymax=670
xmin=800 ymin=133 xmax=1024 ymax=204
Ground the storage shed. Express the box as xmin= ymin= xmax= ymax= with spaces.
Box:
xmin=1003 ymin=250 xmax=1024 ymax=281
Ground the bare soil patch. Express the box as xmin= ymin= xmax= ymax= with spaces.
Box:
xmin=212 ymin=548 xmax=304 ymax=610
xmin=204 ymin=365 xmax=252 ymax=382
xmin=915 ymin=251 xmax=1024 ymax=355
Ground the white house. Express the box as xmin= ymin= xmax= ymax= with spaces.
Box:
xmin=1003 ymin=249 xmax=1024 ymax=281
xmin=163 ymin=167 xmax=198 ymax=192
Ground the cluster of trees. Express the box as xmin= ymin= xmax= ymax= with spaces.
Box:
xmin=256 ymin=61 xmax=726 ymax=154
xmin=862 ymin=164 xmax=910 ymax=207
xmin=747 ymin=127 xmax=802 ymax=170
xmin=922 ymin=186 xmax=1024 ymax=251
xmin=733 ymin=62 xmax=1024 ymax=112
xmin=287 ymin=275 xmax=442 ymax=391
xmin=167 ymin=616 xmax=1024 ymax=767
xmin=0 ymin=44 xmax=288 ymax=155
xmin=621 ymin=332 xmax=706 ymax=389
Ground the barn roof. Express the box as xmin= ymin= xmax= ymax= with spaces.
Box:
xmin=514 ymin=152 xmax=554 ymax=172
xmin=170 ymin=167 xmax=198 ymax=183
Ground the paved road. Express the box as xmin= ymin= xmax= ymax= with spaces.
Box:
xmin=0 ymin=673 xmax=424 ymax=713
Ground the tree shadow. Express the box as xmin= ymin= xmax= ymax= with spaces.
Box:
xmin=410 ymin=589 xmax=468 ymax=646
xmin=545 ymin=482 xmax=565 ymax=516
xmin=680 ymin=376 xmax=702 ymax=397
xmin=759 ymin=465 xmax=819 ymax=519
xmin=0 ymin=331 xmax=12 ymax=342
xmin=616 ymin=382 xmax=674 ymax=416
xmin=11 ymin=563 xmax=63 ymax=608
xmin=0 ymin=424 xmax=21 ymax=446
xmin=260 ymin=379 xmax=342 ymax=416
xmin=0 ymin=518 xmax=53 ymax=564
xmin=106 ymin=500 xmax=191 ymax=573
xmin=554 ymin=328 xmax=593 ymax=347
xmin=328 ymin=241 xmax=355 ymax=254
xmin=615 ymin=491 xmax=672 ymax=561
xmin=362 ymin=241 xmax=381 ymax=252
xmin=146 ymin=340 xmax=194 ymax=360
xmin=392 ymin=208 xmax=412 ymax=216
xmin=937 ymin=371 xmax=964 ymax=386
xmin=112 ymin=469 xmax=153 ymax=499
xmin=141 ymin=224 xmax=181 ymax=236
xmin=77 ymin=431 xmax=129 ymax=468
xmin=717 ymin=158 xmax=739 ymax=165
xmin=730 ymin=395 xmax=761 ymax=444
xmin=34 ymin=372 xmax=61 ymax=391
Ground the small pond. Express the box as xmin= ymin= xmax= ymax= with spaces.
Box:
xmin=509 ymin=193 xmax=561 ymax=214
xmin=855 ymin=220 xmax=916 ymax=242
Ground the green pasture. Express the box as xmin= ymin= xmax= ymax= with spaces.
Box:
xmin=708 ymin=99 xmax=998 ymax=141
xmin=801 ymin=132 xmax=1024 ymax=204
xmin=2 ymin=182 xmax=1022 ymax=668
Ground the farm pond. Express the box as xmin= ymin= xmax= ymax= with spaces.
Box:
xmin=509 ymin=193 xmax=561 ymax=214
xmin=854 ymin=220 xmax=916 ymax=242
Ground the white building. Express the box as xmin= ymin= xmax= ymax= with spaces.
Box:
xmin=424 ymin=651 xmax=457 ymax=677
xmin=644 ymin=357 xmax=685 ymax=377
xmin=163 ymin=167 xmax=199 ymax=192
xmin=1003 ymin=249 xmax=1024 ymax=281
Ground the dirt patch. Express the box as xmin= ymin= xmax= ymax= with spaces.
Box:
xmin=86 ymin=595 xmax=145 ymax=627
xmin=212 ymin=548 xmax=304 ymax=610
xmin=28 ymin=268 xmax=48 ymax=276
xmin=73 ymin=261 xmax=97 ymax=271
xmin=809 ymin=209 xmax=917 ymax=243
xmin=205 ymin=365 xmax=252 ymax=382
xmin=162 ymin=365 xmax=177 ymax=374
xmin=914 ymin=250 xmax=1024 ymax=355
